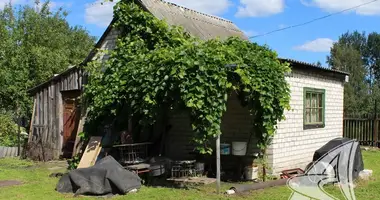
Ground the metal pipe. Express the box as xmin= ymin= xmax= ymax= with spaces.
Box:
xmin=216 ymin=134 xmax=221 ymax=194
xmin=228 ymin=178 xmax=289 ymax=194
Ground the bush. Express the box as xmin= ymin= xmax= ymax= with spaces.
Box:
xmin=0 ymin=114 xmax=19 ymax=147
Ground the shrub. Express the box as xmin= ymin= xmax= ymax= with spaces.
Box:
xmin=0 ymin=114 xmax=19 ymax=147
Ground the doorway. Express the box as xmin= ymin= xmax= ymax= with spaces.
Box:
xmin=62 ymin=90 xmax=81 ymax=158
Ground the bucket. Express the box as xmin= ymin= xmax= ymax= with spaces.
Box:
xmin=220 ymin=143 xmax=231 ymax=155
xmin=244 ymin=166 xmax=259 ymax=180
xmin=195 ymin=162 xmax=205 ymax=175
xmin=232 ymin=142 xmax=247 ymax=156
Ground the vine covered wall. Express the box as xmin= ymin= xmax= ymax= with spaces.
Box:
xmin=84 ymin=0 xmax=291 ymax=154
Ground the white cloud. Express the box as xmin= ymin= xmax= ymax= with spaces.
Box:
xmin=236 ymin=0 xmax=285 ymax=17
xmin=0 ymin=0 xmax=28 ymax=9
xmin=168 ymin=0 xmax=232 ymax=15
xmin=1 ymin=0 xmax=70 ymax=10
xmin=85 ymin=0 xmax=119 ymax=28
xmin=303 ymin=0 xmax=380 ymax=15
xmin=294 ymin=38 xmax=335 ymax=52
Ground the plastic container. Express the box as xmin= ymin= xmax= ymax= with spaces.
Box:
xmin=232 ymin=142 xmax=247 ymax=156
xmin=195 ymin=162 xmax=205 ymax=176
xmin=150 ymin=164 xmax=166 ymax=177
xmin=220 ymin=143 xmax=231 ymax=155
xmin=244 ymin=166 xmax=259 ymax=180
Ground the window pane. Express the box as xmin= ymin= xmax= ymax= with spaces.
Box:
xmin=306 ymin=93 xmax=311 ymax=108
xmin=311 ymin=108 xmax=317 ymax=122
xmin=316 ymin=107 xmax=320 ymax=122
xmin=312 ymin=93 xmax=317 ymax=108
xmin=318 ymin=108 xmax=323 ymax=122
xmin=318 ymin=93 xmax=323 ymax=108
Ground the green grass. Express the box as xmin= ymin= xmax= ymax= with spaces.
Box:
xmin=0 ymin=151 xmax=379 ymax=200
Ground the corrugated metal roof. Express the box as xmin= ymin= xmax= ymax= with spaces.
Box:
xmin=279 ymin=58 xmax=349 ymax=76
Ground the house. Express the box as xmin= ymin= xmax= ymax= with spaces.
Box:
xmin=27 ymin=0 xmax=348 ymax=174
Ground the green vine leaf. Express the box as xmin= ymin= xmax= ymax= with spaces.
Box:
xmin=84 ymin=0 xmax=291 ymax=156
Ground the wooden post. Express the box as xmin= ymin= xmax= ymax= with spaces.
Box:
xmin=373 ymin=100 xmax=378 ymax=147
xmin=17 ymin=116 xmax=21 ymax=157
xmin=216 ymin=134 xmax=221 ymax=194
xmin=28 ymin=98 xmax=36 ymax=143
xmin=72 ymin=102 xmax=87 ymax=158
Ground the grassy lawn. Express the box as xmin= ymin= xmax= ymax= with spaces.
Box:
xmin=0 ymin=150 xmax=379 ymax=200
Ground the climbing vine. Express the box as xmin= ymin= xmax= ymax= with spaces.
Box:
xmin=84 ymin=1 xmax=291 ymax=155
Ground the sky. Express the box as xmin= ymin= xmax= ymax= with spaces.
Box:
xmin=2 ymin=0 xmax=380 ymax=66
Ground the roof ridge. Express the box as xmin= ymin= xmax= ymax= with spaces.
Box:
xmin=158 ymin=0 xmax=234 ymax=24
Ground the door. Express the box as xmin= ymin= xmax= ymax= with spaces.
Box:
xmin=62 ymin=90 xmax=81 ymax=158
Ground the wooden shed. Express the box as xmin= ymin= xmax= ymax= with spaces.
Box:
xmin=28 ymin=66 xmax=84 ymax=159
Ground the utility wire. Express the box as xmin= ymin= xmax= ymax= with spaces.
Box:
xmin=250 ymin=0 xmax=380 ymax=39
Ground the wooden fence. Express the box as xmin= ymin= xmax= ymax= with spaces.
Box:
xmin=343 ymin=114 xmax=379 ymax=146
xmin=0 ymin=146 xmax=22 ymax=158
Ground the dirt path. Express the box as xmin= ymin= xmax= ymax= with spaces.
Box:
xmin=0 ymin=180 xmax=22 ymax=188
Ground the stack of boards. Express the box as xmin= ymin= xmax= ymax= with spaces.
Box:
xmin=77 ymin=136 xmax=103 ymax=169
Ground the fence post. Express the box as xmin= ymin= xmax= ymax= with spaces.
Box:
xmin=373 ymin=100 xmax=378 ymax=147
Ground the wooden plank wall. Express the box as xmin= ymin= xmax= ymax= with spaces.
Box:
xmin=30 ymin=67 xmax=83 ymax=159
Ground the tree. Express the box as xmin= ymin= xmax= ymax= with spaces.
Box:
xmin=328 ymin=44 xmax=370 ymax=114
xmin=328 ymin=31 xmax=380 ymax=114
xmin=0 ymin=113 xmax=19 ymax=147
xmin=313 ymin=61 xmax=322 ymax=67
xmin=0 ymin=1 xmax=95 ymax=122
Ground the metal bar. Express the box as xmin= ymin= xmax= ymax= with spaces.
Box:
xmin=216 ymin=134 xmax=221 ymax=194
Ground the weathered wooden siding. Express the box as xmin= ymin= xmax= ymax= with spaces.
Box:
xmin=29 ymin=67 xmax=83 ymax=159
xmin=165 ymin=92 xmax=259 ymax=160
xmin=0 ymin=146 xmax=22 ymax=158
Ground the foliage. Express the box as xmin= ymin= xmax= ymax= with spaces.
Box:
xmin=328 ymin=31 xmax=380 ymax=114
xmin=328 ymin=45 xmax=370 ymax=115
xmin=0 ymin=113 xmax=19 ymax=147
xmin=0 ymin=1 xmax=95 ymax=121
xmin=67 ymin=155 xmax=81 ymax=170
xmin=78 ymin=132 xmax=90 ymax=142
xmin=85 ymin=1 xmax=290 ymax=154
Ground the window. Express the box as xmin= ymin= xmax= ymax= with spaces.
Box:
xmin=304 ymin=87 xmax=325 ymax=129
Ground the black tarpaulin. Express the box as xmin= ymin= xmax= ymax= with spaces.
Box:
xmin=312 ymin=137 xmax=364 ymax=180
xmin=56 ymin=156 xmax=141 ymax=196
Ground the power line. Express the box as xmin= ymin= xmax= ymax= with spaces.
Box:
xmin=250 ymin=0 xmax=380 ymax=39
